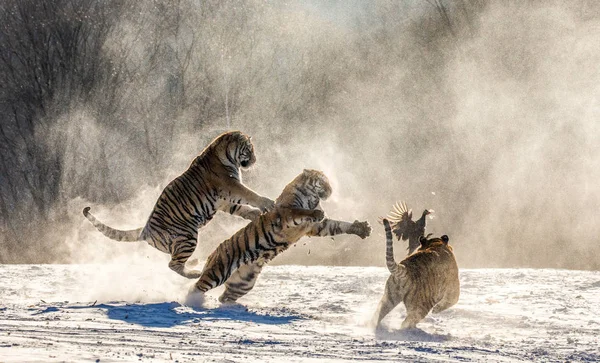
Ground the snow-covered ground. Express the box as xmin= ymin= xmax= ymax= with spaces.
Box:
xmin=1 ymin=264 xmax=599 ymax=362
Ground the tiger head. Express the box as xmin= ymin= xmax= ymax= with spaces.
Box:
xmin=276 ymin=169 xmax=333 ymax=209
xmin=211 ymin=131 xmax=257 ymax=169
xmin=302 ymin=169 xmax=333 ymax=200
xmin=237 ymin=135 xmax=256 ymax=169
xmin=418 ymin=234 xmax=452 ymax=251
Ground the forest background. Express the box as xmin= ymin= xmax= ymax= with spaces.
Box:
xmin=1 ymin=0 xmax=598 ymax=270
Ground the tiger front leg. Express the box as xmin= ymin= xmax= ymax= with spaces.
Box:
xmin=221 ymin=182 xmax=274 ymax=212
xmin=218 ymin=203 xmax=262 ymax=221
xmin=308 ymin=219 xmax=372 ymax=239
xmin=281 ymin=208 xmax=325 ymax=225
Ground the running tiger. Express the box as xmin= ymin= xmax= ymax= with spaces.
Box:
xmin=82 ymin=131 xmax=274 ymax=279
xmin=373 ymin=219 xmax=459 ymax=329
xmin=190 ymin=169 xmax=372 ymax=302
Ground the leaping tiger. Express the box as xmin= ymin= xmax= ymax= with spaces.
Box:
xmin=216 ymin=169 xmax=372 ymax=303
xmin=82 ymin=131 xmax=274 ymax=279
xmin=191 ymin=206 xmax=327 ymax=297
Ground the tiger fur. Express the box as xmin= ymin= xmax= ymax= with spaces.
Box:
xmin=191 ymin=207 xmax=326 ymax=295
xmin=82 ymin=131 xmax=274 ymax=279
xmin=218 ymin=169 xmax=372 ymax=303
xmin=374 ymin=219 xmax=459 ymax=329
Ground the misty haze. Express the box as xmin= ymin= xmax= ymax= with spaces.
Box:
xmin=2 ymin=0 xmax=598 ymax=270
xmin=1 ymin=1 xmax=599 ymax=361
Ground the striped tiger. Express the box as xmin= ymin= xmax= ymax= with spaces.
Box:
xmin=217 ymin=169 xmax=372 ymax=303
xmin=82 ymin=131 xmax=274 ymax=279
xmin=191 ymin=206 xmax=326 ymax=296
xmin=373 ymin=219 xmax=459 ymax=329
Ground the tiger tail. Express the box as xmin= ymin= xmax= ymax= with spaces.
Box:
xmin=82 ymin=207 xmax=143 ymax=242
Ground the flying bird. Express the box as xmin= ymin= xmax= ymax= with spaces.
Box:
xmin=385 ymin=201 xmax=433 ymax=255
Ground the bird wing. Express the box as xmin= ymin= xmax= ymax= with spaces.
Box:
xmin=386 ymin=201 xmax=415 ymax=241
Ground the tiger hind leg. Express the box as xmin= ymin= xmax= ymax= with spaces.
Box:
xmin=192 ymin=258 xmax=234 ymax=294
xmin=168 ymin=240 xmax=202 ymax=279
xmin=372 ymin=275 xmax=402 ymax=327
xmin=400 ymin=306 xmax=429 ymax=329
xmin=432 ymin=289 xmax=460 ymax=313
xmin=169 ymin=259 xmax=202 ymax=279
xmin=219 ymin=261 xmax=265 ymax=303
xmin=373 ymin=294 xmax=400 ymax=327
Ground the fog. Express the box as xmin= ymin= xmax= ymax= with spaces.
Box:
xmin=1 ymin=1 xmax=598 ymax=270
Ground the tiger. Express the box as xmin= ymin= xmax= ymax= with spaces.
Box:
xmin=188 ymin=169 xmax=372 ymax=302
xmin=373 ymin=218 xmax=459 ymax=329
xmin=190 ymin=207 xmax=326 ymax=297
xmin=82 ymin=131 xmax=275 ymax=279
xmin=218 ymin=169 xmax=372 ymax=303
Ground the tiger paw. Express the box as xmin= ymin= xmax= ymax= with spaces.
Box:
xmin=243 ymin=208 xmax=262 ymax=221
xmin=184 ymin=287 xmax=206 ymax=309
xmin=311 ymin=209 xmax=326 ymax=222
xmin=182 ymin=269 xmax=203 ymax=279
xmin=350 ymin=220 xmax=371 ymax=239
xmin=258 ymin=197 xmax=275 ymax=212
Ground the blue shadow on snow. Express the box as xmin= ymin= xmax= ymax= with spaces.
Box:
xmin=375 ymin=326 xmax=452 ymax=342
xmin=65 ymin=302 xmax=304 ymax=328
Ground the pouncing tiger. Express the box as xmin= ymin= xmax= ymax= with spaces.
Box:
xmin=373 ymin=219 xmax=459 ymax=329
xmin=82 ymin=131 xmax=274 ymax=279
xmin=218 ymin=169 xmax=372 ymax=303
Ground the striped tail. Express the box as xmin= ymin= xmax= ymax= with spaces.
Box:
xmin=382 ymin=219 xmax=398 ymax=274
xmin=82 ymin=207 xmax=143 ymax=242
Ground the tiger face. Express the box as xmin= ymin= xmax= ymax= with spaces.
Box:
xmin=305 ymin=169 xmax=333 ymax=200
xmin=276 ymin=169 xmax=332 ymax=209
xmin=225 ymin=131 xmax=256 ymax=169
xmin=238 ymin=135 xmax=256 ymax=169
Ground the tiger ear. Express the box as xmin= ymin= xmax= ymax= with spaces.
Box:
xmin=441 ymin=235 xmax=449 ymax=244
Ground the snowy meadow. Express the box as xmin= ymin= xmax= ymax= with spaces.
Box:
xmin=1 ymin=264 xmax=598 ymax=362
